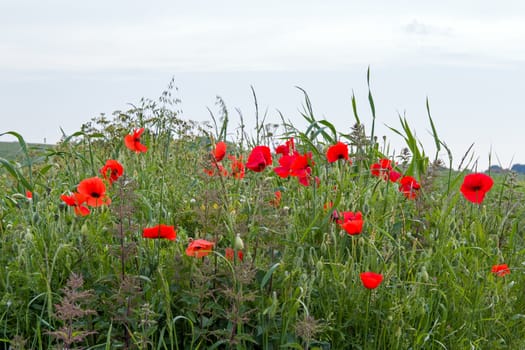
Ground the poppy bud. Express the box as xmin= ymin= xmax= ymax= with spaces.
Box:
xmin=24 ymin=229 xmax=33 ymax=241
xmin=419 ymin=266 xmax=429 ymax=282
xmin=234 ymin=234 xmax=244 ymax=250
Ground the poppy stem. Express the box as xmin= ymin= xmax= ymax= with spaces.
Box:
xmin=364 ymin=290 xmax=372 ymax=347
xmin=351 ymin=237 xmax=357 ymax=264
xmin=156 ymin=172 xmax=166 ymax=272
xmin=117 ymin=181 xmax=127 ymax=281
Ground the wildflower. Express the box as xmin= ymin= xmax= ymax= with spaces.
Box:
xmin=274 ymin=154 xmax=295 ymax=178
xmin=77 ymin=177 xmax=111 ymax=207
xmin=290 ymin=152 xmax=314 ymax=186
xmin=290 ymin=152 xmax=313 ymax=177
xmin=326 ymin=141 xmax=349 ymax=163
xmin=26 ymin=190 xmax=32 ymax=199
xmin=185 ymin=239 xmax=214 ymax=258
xmin=246 ymin=146 xmax=272 ymax=172
xmin=100 ymin=159 xmax=124 ymax=184
xmin=360 ymin=272 xmax=383 ymax=289
xmin=338 ymin=211 xmax=364 ymax=235
xmin=142 ymin=224 xmax=176 ymax=240
xmin=371 ymin=159 xmax=401 ymax=182
xmin=491 ymin=264 xmax=510 ymax=277
xmin=369 ymin=158 xmax=390 ymax=177
xmin=61 ymin=192 xmax=90 ymax=216
xmin=203 ymin=163 xmax=228 ymax=177
xmin=371 ymin=158 xmax=392 ymax=176
xmin=228 ymin=155 xmax=245 ymax=179
xmin=460 ymin=173 xmax=494 ymax=204
xmin=212 ymin=141 xmax=227 ymax=162
xmin=225 ymin=247 xmax=244 ymax=261
xmin=389 ymin=170 xmax=402 ymax=182
xmin=399 ymin=176 xmax=420 ymax=199
xmin=124 ymin=128 xmax=148 ymax=153
xmin=270 ymin=190 xmax=282 ymax=207
xmin=275 ymin=138 xmax=295 ymax=156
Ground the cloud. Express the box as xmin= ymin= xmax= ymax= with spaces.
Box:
xmin=403 ymin=19 xmax=451 ymax=36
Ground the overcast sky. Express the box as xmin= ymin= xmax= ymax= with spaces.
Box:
xmin=1 ymin=0 xmax=524 ymax=170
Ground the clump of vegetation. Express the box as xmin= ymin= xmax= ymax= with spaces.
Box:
xmin=1 ymin=72 xmax=524 ymax=349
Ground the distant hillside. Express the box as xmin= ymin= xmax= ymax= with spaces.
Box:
xmin=0 ymin=141 xmax=52 ymax=160
xmin=512 ymin=164 xmax=525 ymax=174
xmin=488 ymin=164 xmax=525 ymax=174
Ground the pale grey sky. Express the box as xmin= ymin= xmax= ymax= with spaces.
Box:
xmin=1 ymin=1 xmax=524 ymax=169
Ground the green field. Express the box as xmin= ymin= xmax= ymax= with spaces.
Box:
xmin=0 ymin=141 xmax=52 ymax=160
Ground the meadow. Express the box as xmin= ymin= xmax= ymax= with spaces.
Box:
xmin=1 ymin=77 xmax=524 ymax=350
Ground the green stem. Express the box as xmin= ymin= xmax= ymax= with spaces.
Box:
xmin=364 ymin=291 xmax=372 ymax=348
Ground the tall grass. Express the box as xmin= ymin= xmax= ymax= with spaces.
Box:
xmin=0 ymin=76 xmax=524 ymax=349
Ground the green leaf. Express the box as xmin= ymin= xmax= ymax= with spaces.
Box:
xmin=261 ymin=263 xmax=281 ymax=289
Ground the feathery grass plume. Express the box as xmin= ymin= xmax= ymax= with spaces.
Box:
xmin=294 ymin=314 xmax=323 ymax=350
xmin=8 ymin=335 xmax=27 ymax=350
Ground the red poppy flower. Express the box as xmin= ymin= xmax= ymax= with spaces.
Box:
xmin=61 ymin=192 xmax=90 ymax=216
xmin=399 ymin=176 xmax=420 ymax=199
xmin=290 ymin=152 xmax=313 ymax=178
xmin=100 ymin=159 xmax=124 ymax=184
xmin=274 ymin=154 xmax=295 ymax=178
xmin=371 ymin=158 xmax=392 ymax=175
xmin=290 ymin=152 xmax=314 ymax=186
xmin=338 ymin=211 xmax=364 ymax=235
xmin=460 ymin=173 xmax=494 ymax=204
xmin=77 ymin=177 xmax=111 ymax=207
xmin=360 ymin=272 xmax=383 ymax=289
xmin=370 ymin=158 xmax=392 ymax=178
xmin=298 ymin=174 xmax=313 ymax=186
xmin=225 ymin=247 xmax=244 ymax=261
xmin=246 ymin=146 xmax=272 ymax=172
xmin=228 ymin=155 xmax=245 ymax=179
xmin=270 ymin=190 xmax=282 ymax=207
xmin=185 ymin=239 xmax=215 ymax=258
xmin=212 ymin=141 xmax=227 ymax=162
xmin=203 ymin=163 xmax=228 ymax=177
xmin=26 ymin=190 xmax=33 ymax=199
xmin=389 ymin=170 xmax=402 ymax=183
xmin=326 ymin=141 xmax=349 ymax=163
xmin=370 ymin=159 xmax=401 ymax=182
xmin=275 ymin=138 xmax=295 ymax=156
xmin=142 ymin=224 xmax=177 ymax=240
xmin=124 ymin=128 xmax=148 ymax=153
xmin=491 ymin=264 xmax=510 ymax=277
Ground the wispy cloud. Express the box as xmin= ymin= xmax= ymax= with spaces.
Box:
xmin=403 ymin=19 xmax=452 ymax=36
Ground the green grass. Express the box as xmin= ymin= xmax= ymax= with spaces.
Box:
xmin=1 ymin=81 xmax=524 ymax=349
